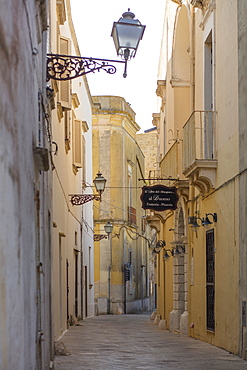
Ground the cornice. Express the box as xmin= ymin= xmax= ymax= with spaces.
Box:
xmin=156 ymin=80 xmax=166 ymax=99
xmin=170 ymin=78 xmax=190 ymax=88
xmin=152 ymin=113 xmax=160 ymax=128
xmin=56 ymin=0 xmax=66 ymax=25
xmin=171 ymin=0 xmax=182 ymax=5
xmin=190 ymin=0 xmax=214 ymax=11
xmin=199 ymin=2 xmax=216 ymax=30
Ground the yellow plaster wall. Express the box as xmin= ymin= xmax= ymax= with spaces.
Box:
xmin=156 ymin=0 xmax=242 ymax=355
xmin=189 ymin=179 xmax=239 ymax=353
xmin=92 ymin=96 xmax=146 ymax=313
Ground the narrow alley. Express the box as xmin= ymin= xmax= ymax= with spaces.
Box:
xmin=54 ymin=313 xmax=247 ymax=370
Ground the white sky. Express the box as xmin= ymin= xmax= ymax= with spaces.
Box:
xmin=70 ymin=0 xmax=166 ymax=132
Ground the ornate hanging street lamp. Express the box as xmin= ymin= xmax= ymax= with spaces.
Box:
xmin=47 ymin=9 xmax=145 ymax=81
xmin=111 ymin=9 xmax=146 ymax=78
xmin=70 ymin=172 xmax=106 ymax=205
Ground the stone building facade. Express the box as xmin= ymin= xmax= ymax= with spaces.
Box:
xmin=152 ymin=0 xmax=247 ymax=358
xmin=0 ymin=0 xmax=52 ymax=368
xmin=49 ymin=0 xmax=95 ymax=344
xmin=92 ymin=96 xmax=151 ymax=314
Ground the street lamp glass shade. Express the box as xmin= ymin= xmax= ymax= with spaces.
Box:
xmin=173 ymin=246 xmax=181 ymax=255
xmin=164 ymin=250 xmax=171 ymax=260
xmin=202 ymin=216 xmax=212 ymax=229
xmin=190 ymin=219 xmax=200 ymax=232
xmin=104 ymin=221 xmax=113 ymax=235
xmin=111 ymin=10 xmax=145 ymax=59
xmin=93 ymin=172 xmax=106 ymax=194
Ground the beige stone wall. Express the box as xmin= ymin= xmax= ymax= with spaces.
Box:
xmin=136 ymin=130 xmax=159 ymax=180
xmin=50 ymin=0 xmax=94 ymax=341
xmin=92 ymin=96 xmax=151 ymax=314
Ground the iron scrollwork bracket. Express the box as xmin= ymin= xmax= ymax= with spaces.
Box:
xmin=94 ymin=234 xmax=108 ymax=242
xmin=47 ymin=54 xmax=125 ymax=81
xmin=70 ymin=194 xmax=101 ymax=206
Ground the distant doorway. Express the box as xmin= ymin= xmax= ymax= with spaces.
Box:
xmin=75 ymin=251 xmax=78 ymax=318
xmin=66 ymin=259 xmax=69 ymax=321
xmin=206 ymin=229 xmax=215 ymax=331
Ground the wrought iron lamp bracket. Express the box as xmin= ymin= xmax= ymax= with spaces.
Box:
xmin=70 ymin=194 xmax=101 ymax=206
xmin=163 ymin=249 xmax=174 ymax=259
xmin=94 ymin=234 xmax=108 ymax=242
xmin=47 ymin=54 xmax=125 ymax=81
xmin=152 ymin=240 xmax=166 ymax=254
xmin=173 ymin=244 xmax=186 ymax=255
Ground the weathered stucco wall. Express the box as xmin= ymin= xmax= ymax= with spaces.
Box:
xmin=0 ymin=0 xmax=52 ymax=368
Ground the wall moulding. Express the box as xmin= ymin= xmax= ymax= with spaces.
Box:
xmin=171 ymin=0 xmax=182 ymax=4
xmin=175 ymin=180 xmax=190 ymax=201
xmin=199 ymin=2 xmax=216 ymax=30
xmin=146 ymin=212 xmax=166 ymax=233
xmin=152 ymin=113 xmax=160 ymax=128
xmin=56 ymin=0 xmax=66 ymax=25
xmin=156 ymin=80 xmax=166 ymax=99
xmin=190 ymin=0 xmax=212 ymax=10
xmin=170 ymin=78 xmax=190 ymax=88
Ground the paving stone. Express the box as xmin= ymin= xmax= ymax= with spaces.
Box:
xmin=54 ymin=313 xmax=247 ymax=369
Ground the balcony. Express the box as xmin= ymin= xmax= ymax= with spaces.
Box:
xmin=160 ymin=141 xmax=189 ymax=199
xmin=183 ymin=111 xmax=217 ymax=195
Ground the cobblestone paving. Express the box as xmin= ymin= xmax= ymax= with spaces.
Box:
xmin=54 ymin=313 xmax=247 ymax=370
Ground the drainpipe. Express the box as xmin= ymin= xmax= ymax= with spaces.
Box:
xmin=191 ymin=7 xmax=196 ymax=112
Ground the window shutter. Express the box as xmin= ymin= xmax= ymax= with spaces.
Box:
xmin=73 ymin=118 xmax=82 ymax=168
xmin=81 ymin=135 xmax=86 ymax=180
xmin=59 ymin=36 xmax=71 ymax=109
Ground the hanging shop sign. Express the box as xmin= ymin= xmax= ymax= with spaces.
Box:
xmin=140 ymin=185 xmax=179 ymax=212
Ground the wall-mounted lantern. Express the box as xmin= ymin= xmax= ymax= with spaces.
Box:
xmin=163 ymin=244 xmax=185 ymax=260
xmin=189 ymin=213 xmax=217 ymax=232
xmin=70 ymin=172 xmax=106 ymax=205
xmin=152 ymin=240 xmax=166 ymax=254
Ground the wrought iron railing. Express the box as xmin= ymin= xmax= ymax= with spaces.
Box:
xmin=183 ymin=110 xmax=217 ymax=171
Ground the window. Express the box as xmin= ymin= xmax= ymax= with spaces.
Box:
xmin=59 ymin=36 xmax=71 ymax=110
xmin=72 ymin=117 xmax=83 ymax=168
xmin=204 ymin=31 xmax=215 ymax=159
xmin=127 ymin=163 xmax=136 ymax=224
xmin=128 ymin=164 xmax=133 ymax=207
xmin=206 ymin=229 xmax=215 ymax=331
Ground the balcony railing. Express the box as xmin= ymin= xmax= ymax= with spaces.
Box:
xmin=183 ymin=110 xmax=217 ymax=171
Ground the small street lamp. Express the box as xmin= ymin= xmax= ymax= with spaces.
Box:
xmin=188 ymin=212 xmax=217 ymax=232
xmin=47 ymin=10 xmax=145 ymax=81
xmin=93 ymin=172 xmax=107 ymax=198
xmin=70 ymin=172 xmax=106 ymax=205
xmin=104 ymin=221 xmax=113 ymax=314
xmin=104 ymin=221 xmax=113 ymax=237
